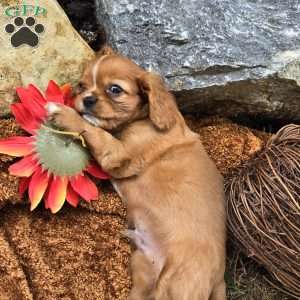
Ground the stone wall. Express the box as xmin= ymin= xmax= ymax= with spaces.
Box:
xmin=95 ymin=0 xmax=300 ymax=121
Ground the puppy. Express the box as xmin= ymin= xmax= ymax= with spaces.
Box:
xmin=47 ymin=46 xmax=227 ymax=300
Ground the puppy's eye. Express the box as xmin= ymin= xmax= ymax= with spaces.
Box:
xmin=107 ymin=84 xmax=123 ymax=96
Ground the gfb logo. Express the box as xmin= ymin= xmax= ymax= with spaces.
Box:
xmin=4 ymin=4 xmax=46 ymax=48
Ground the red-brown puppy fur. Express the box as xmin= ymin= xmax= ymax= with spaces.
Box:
xmin=47 ymin=47 xmax=226 ymax=300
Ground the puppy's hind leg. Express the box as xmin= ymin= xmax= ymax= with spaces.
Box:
xmin=129 ymin=250 xmax=156 ymax=300
xmin=209 ymin=280 xmax=226 ymax=300
xmin=154 ymin=263 xmax=211 ymax=300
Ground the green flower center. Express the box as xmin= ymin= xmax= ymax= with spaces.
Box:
xmin=35 ymin=125 xmax=90 ymax=177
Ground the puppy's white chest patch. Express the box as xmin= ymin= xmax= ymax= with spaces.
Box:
xmin=111 ymin=181 xmax=164 ymax=273
xmin=125 ymin=219 xmax=165 ymax=275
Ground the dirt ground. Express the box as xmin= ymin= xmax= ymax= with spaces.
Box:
xmin=0 ymin=116 xmax=292 ymax=300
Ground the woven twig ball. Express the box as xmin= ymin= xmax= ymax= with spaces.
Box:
xmin=226 ymin=124 xmax=300 ymax=298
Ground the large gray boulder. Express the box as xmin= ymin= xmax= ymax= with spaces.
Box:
xmin=96 ymin=0 xmax=300 ymax=121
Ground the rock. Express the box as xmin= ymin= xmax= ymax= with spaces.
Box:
xmin=57 ymin=0 xmax=105 ymax=50
xmin=95 ymin=0 xmax=300 ymax=121
xmin=0 ymin=0 xmax=95 ymax=116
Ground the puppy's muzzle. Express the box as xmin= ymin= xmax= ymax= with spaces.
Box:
xmin=83 ymin=95 xmax=98 ymax=109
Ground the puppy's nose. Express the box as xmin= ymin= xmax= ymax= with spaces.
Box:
xmin=83 ymin=95 xmax=98 ymax=109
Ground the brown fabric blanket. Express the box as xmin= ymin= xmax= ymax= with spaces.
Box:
xmin=0 ymin=117 xmax=265 ymax=300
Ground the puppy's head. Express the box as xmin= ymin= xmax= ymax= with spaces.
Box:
xmin=74 ymin=46 xmax=178 ymax=131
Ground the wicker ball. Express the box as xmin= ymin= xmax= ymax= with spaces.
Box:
xmin=225 ymin=124 xmax=300 ymax=298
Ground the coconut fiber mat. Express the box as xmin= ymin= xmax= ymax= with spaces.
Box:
xmin=0 ymin=116 xmax=267 ymax=300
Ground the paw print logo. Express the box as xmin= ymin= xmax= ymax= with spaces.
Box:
xmin=5 ymin=17 xmax=45 ymax=48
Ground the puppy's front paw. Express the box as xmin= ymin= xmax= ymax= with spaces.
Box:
xmin=46 ymin=102 xmax=61 ymax=114
xmin=46 ymin=103 xmax=84 ymax=132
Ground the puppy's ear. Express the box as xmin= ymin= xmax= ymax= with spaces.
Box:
xmin=97 ymin=45 xmax=115 ymax=57
xmin=138 ymin=72 xmax=178 ymax=131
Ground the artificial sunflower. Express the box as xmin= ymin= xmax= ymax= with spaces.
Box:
xmin=0 ymin=81 xmax=109 ymax=213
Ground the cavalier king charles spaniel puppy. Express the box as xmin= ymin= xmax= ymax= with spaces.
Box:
xmin=47 ymin=46 xmax=226 ymax=300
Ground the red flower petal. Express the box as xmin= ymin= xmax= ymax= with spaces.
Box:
xmin=46 ymin=176 xmax=68 ymax=213
xmin=11 ymin=103 xmax=40 ymax=134
xmin=86 ymin=161 xmax=110 ymax=179
xmin=28 ymin=84 xmax=47 ymax=105
xmin=60 ymin=83 xmax=74 ymax=107
xmin=45 ymin=80 xmax=64 ymax=104
xmin=29 ymin=166 xmax=50 ymax=211
xmin=64 ymin=95 xmax=74 ymax=107
xmin=9 ymin=154 xmax=38 ymax=177
xmin=19 ymin=177 xmax=30 ymax=197
xmin=16 ymin=87 xmax=46 ymax=120
xmin=70 ymin=174 xmax=98 ymax=202
xmin=0 ymin=136 xmax=34 ymax=157
xmin=66 ymin=183 xmax=80 ymax=207
xmin=44 ymin=178 xmax=52 ymax=209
